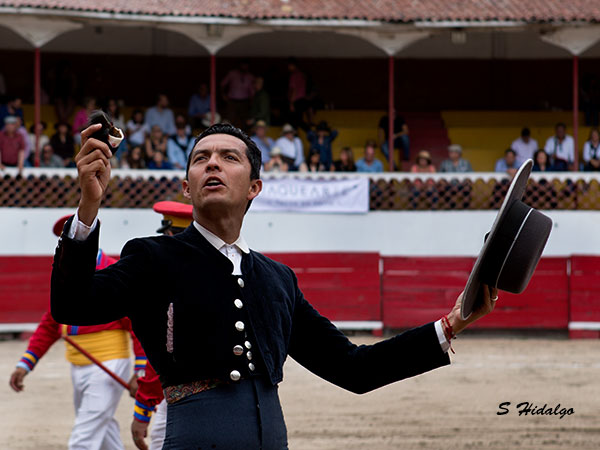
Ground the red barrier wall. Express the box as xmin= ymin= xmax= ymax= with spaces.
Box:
xmin=569 ymin=256 xmax=600 ymax=339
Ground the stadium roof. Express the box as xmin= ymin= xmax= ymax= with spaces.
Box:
xmin=1 ymin=0 xmax=599 ymax=24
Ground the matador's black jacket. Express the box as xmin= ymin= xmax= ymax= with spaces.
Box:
xmin=51 ymin=218 xmax=450 ymax=391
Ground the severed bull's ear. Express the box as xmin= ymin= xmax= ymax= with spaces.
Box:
xmin=86 ymin=110 xmax=123 ymax=149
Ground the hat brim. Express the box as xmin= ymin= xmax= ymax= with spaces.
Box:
xmin=461 ymin=159 xmax=533 ymax=320
xmin=53 ymin=214 xmax=73 ymax=237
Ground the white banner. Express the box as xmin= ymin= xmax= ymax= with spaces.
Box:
xmin=251 ymin=177 xmax=370 ymax=213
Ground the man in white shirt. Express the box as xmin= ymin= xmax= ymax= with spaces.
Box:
xmin=544 ymin=123 xmax=574 ymax=171
xmin=511 ymin=128 xmax=538 ymax=165
xmin=273 ymin=123 xmax=304 ymax=170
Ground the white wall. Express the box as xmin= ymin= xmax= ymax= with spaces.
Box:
xmin=1 ymin=208 xmax=598 ymax=257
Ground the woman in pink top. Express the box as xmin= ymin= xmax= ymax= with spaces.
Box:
xmin=410 ymin=150 xmax=436 ymax=173
xmin=72 ymin=97 xmax=96 ymax=145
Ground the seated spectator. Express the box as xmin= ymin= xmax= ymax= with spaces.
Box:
xmin=307 ymin=121 xmax=338 ymax=170
xmin=50 ymin=122 xmax=75 ymax=165
xmin=495 ymin=148 xmax=520 ymax=176
xmin=39 ymin=143 xmax=64 ymax=168
xmin=0 ymin=116 xmax=26 ymax=172
xmin=356 ymin=140 xmax=383 ymax=173
xmin=410 ymin=150 xmax=436 ymax=173
xmin=247 ymin=76 xmax=270 ymax=127
xmin=0 ymin=96 xmax=24 ymax=127
xmin=544 ymin=122 xmax=574 ymax=171
xmin=250 ymin=120 xmax=273 ymax=165
xmin=14 ymin=116 xmax=31 ymax=165
xmin=273 ymin=124 xmax=304 ymax=170
xmin=126 ymin=109 xmax=149 ymax=148
xmin=264 ymin=147 xmax=289 ymax=172
xmin=28 ymin=121 xmax=49 ymax=156
xmin=147 ymin=151 xmax=173 ymax=170
xmin=72 ymin=97 xmax=96 ymax=145
xmin=378 ymin=111 xmax=409 ymax=168
xmin=167 ymin=116 xmax=194 ymax=170
xmin=439 ymin=144 xmax=473 ymax=173
xmin=300 ymin=149 xmax=326 ymax=173
xmin=121 ymin=145 xmax=146 ymax=169
xmin=105 ymin=98 xmax=125 ymax=130
xmin=188 ymin=83 xmax=211 ymax=129
xmin=511 ymin=127 xmax=538 ymax=164
xmin=145 ymin=125 xmax=167 ymax=164
xmin=331 ymin=147 xmax=356 ymax=172
xmin=583 ymin=128 xmax=600 ymax=171
xmin=145 ymin=94 xmax=176 ymax=136
xmin=532 ymin=149 xmax=553 ymax=172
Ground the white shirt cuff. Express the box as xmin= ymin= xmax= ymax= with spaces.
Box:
xmin=434 ymin=319 xmax=450 ymax=353
xmin=67 ymin=211 xmax=98 ymax=241
xmin=16 ymin=361 xmax=32 ymax=372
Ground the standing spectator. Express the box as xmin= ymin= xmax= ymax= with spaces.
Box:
xmin=121 ymin=145 xmax=146 ymax=169
xmin=300 ymin=149 xmax=325 ymax=173
xmin=581 ymin=75 xmax=600 ymax=126
xmin=356 ymin=140 xmax=383 ymax=173
xmin=50 ymin=122 xmax=75 ymax=166
xmin=532 ymin=149 xmax=553 ymax=172
xmin=248 ymin=76 xmax=271 ymax=127
xmin=105 ymin=98 xmax=125 ymax=130
xmin=0 ymin=96 xmax=24 ymax=126
xmin=126 ymin=109 xmax=149 ymax=148
xmin=378 ymin=111 xmax=410 ymax=168
xmin=39 ymin=143 xmax=64 ymax=168
xmin=410 ymin=150 xmax=436 ymax=173
xmin=250 ymin=120 xmax=274 ymax=165
xmin=148 ymin=151 xmax=173 ymax=170
xmin=511 ymin=127 xmax=538 ymax=164
xmin=220 ymin=62 xmax=255 ymax=129
xmin=72 ymin=97 xmax=96 ymax=145
xmin=28 ymin=121 xmax=49 ymax=157
xmin=287 ymin=58 xmax=309 ymax=130
xmin=188 ymin=83 xmax=211 ymax=129
xmin=167 ymin=116 xmax=195 ymax=170
xmin=50 ymin=60 xmax=77 ymax=124
xmin=439 ymin=145 xmax=473 ymax=173
xmin=145 ymin=94 xmax=176 ymax=136
xmin=495 ymin=148 xmax=520 ymax=176
xmin=264 ymin=147 xmax=289 ymax=173
xmin=145 ymin=125 xmax=167 ymax=164
xmin=544 ymin=123 xmax=574 ymax=171
xmin=15 ymin=116 xmax=31 ymax=165
xmin=331 ymin=147 xmax=356 ymax=172
xmin=307 ymin=121 xmax=338 ymax=170
xmin=273 ymin=123 xmax=305 ymax=170
xmin=0 ymin=116 xmax=26 ymax=172
xmin=583 ymin=128 xmax=600 ymax=171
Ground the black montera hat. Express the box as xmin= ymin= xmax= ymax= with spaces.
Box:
xmin=461 ymin=160 xmax=552 ymax=319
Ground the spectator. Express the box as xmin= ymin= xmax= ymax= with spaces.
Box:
xmin=307 ymin=121 xmax=338 ymax=170
xmin=410 ymin=150 xmax=436 ymax=173
xmin=0 ymin=96 xmax=24 ymax=127
xmin=378 ymin=111 xmax=409 ymax=169
xmin=248 ymin=76 xmax=270 ymax=127
xmin=287 ymin=58 xmax=310 ymax=130
xmin=14 ymin=116 xmax=31 ymax=165
xmin=532 ymin=149 xmax=553 ymax=172
xmin=220 ymin=62 xmax=254 ymax=129
xmin=511 ymin=127 xmax=538 ymax=164
xmin=72 ymin=97 xmax=96 ymax=145
xmin=300 ymin=149 xmax=326 ymax=173
xmin=105 ymin=98 xmax=125 ymax=130
xmin=581 ymin=75 xmax=600 ymax=126
xmin=264 ymin=147 xmax=289 ymax=173
xmin=147 ymin=150 xmax=173 ymax=170
xmin=331 ymin=147 xmax=356 ymax=172
xmin=544 ymin=122 xmax=574 ymax=171
xmin=167 ymin=116 xmax=195 ymax=170
xmin=39 ymin=143 xmax=64 ymax=168
xmin=273 ymin=123 xmax=304 ymax=170
xmin=50 ymin=122 xmax=75 ymax=165
xmin=0 ymin=116 xmax=26 ymax=172
xmin=188 ymin=83 xmax=211 ymax=129
xmin=250 ymin=120 xmax=274 ymax=165
xmin=28 ymin=121 xmax=49 ymax=157
xmin=145 ymin=125 xmax=167 ymax=164
xmin=121 ymin=145 xmax=146 ymax=169
xmin=356 ymin=140 xmax=383 ymax=173
xmin=145 ymin=94 xmax=176 ymax=136
xmin=126 ymin=109 xmax=149 ymax=148
xmin=439 ymin=144 xmax=473 ymax=173
xmin=583 ymin=128 xmax=600 ymax=171
xmin=495 ymin=148 xmax=520 ymax=176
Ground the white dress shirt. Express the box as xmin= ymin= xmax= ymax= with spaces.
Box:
xmin=544 ymin=135 xmax=575 ymax=163
xmin=511 ymin=137 xmax=538 ymax=164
